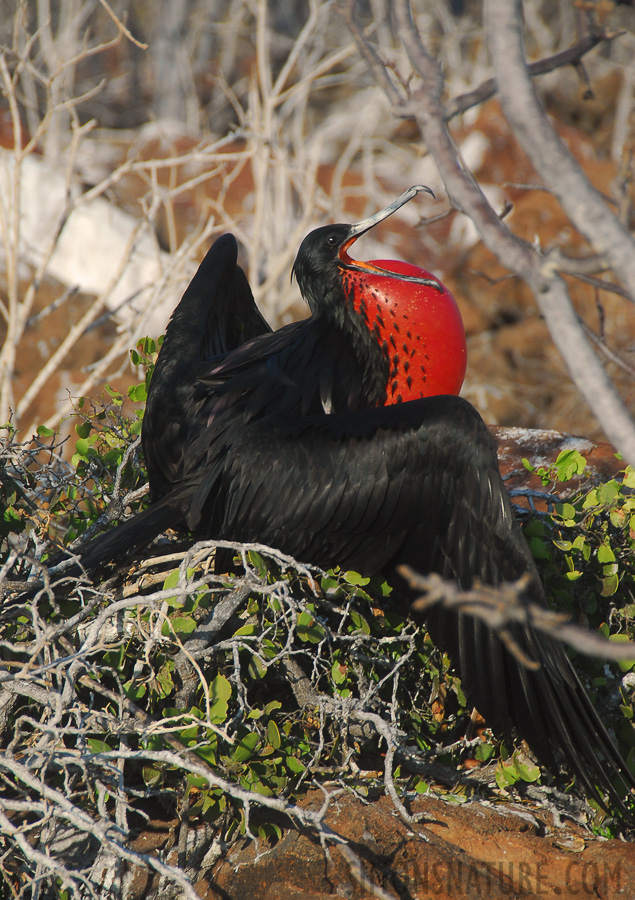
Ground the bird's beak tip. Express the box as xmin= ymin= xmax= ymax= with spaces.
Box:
xmin=410 ymin=184 xmax=436 ymax=200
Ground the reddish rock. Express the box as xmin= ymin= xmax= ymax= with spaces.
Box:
xmin=491 ymin=425 xmax=624 ymax=510
xmin=206 ymin=792 xmax=635 ymax=900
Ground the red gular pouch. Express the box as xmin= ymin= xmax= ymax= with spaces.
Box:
xmin=340 ymin=258 xmax=467 ymax=404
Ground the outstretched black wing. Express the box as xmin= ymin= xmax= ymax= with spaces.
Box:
xmin=177 ymin=393 xmax=633 ymax=812
xmin=143 ymin=234 xmax=272 ymax=500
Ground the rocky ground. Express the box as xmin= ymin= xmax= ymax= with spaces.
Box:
xmin=208 ymin=792 xmax=634 ymax=900
xmin=121 ymin=781 xmax=635 ymax=900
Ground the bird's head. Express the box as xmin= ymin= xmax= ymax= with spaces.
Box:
xmin=292 ymin=185 xmax=440 ymax=315
xmin=292 ymin=186 xmax=467 ymax=400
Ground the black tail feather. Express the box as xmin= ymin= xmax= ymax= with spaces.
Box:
xmin=69 ymin=500 xmax=179 ymax=574
xmin=425 ymin=604 xmax=635 ymax=819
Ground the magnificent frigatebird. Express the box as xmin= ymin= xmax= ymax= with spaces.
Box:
xmin=74 ymin=186 xmax=633 ymax=815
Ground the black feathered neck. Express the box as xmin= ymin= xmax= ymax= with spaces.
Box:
xmin=292 ymin=224 xmax=351 ymax=318
xmin=292 ymin=224 xmax=390 ymax=406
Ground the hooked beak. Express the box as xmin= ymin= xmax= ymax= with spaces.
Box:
xmin=339 ymin=185 xmax=442 ymax=290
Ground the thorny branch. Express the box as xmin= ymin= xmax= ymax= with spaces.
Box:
xmin=444 ymin=26 xmax=621 ymax=121
xmin=2 ymin=529 xmax=633 ymax=897
xmin=0 ymin=538 xmax=432 ymax=900
xmin=340 ymin=0 xmax=618 ymax=122
xmin=485 ymin=0 xmax=635 ymax=298
xmin=402 ymin=569 xmax=635 ymax=664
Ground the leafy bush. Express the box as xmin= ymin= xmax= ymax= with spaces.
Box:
xmin=522 ymin=450 xmax=635 ymax=796
xmin=1 ymin=362 xmax=634 ymax=896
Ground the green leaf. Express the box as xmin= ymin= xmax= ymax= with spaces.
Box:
xmin=163 ymin=569 xmax=180 ymax=590
xmin=127 ymin=382 xmax=147 ymax=403
xmin=453 ymin=681 xmax=467 ymax=708
xmin=248 ymin=550 xmax=268 ymax=578
xmin=556 ymin=502 xmax=577 ymax=525
xmin=124 ymin=681 xmax=147 ymax=701
xmin=194 ymin=743 xmax=217 ymax=765
xmin=247 ymin=654 xmax=267 ymax=681
xmin=170 ymin=615 xmax=196 ymax=634
xmin=162 ymin=567 xmax=194 ymax=607
xmin=320 ymin=575 xmax=340 ymax=593
xmin=267 ymin=720 xmax=281 ymax=750
xmin=609 ymin=633 xmax=635 ymax=672
xmin=75 ymin=437 xmax=91 ymax=458
xmin=87 ymin=739 xmax=111 ymax=754
xmin=102 ymin=448 xmax=123 ymax=467
xmin=331 ymin=661 xmax=348 ymax=685
xmin=495 ymin=757 xmax=520 ymax=789
xmin=597 ymin=481 xmax=620 ymax=505
xmin=3 ymin=506 xmax=21 ymax=524
xmin=528 ymin=536 xmax=551 ymax=560
xmin=513 ymin=752 xmax=541 ymax=783
xmin=180 ymin=724 xmax=200 ymax=742
xmin=609 ymin=507 xmax=626 ymax=529
xmin=296 ymin=610 xmax=325 ymax=644
xmin=597 ymin=544 xmax=616 ymax=564
xmin=601 ymin=573 xmax=619 ymax=597
xmin=554 ymin=449 xmax=587 ymax=481
xmin=37 ymin=424 xmax=55 ymax=437
xmin=209 ymin=675 xmax=232 ymax=723
xmin=523 ymin=519 xmax=545 ymax=537
xmin=475 ymin=742 xmax=495 ymax=762
xmin=286 ymin=756 xmax=306 ymax=775
xmin=104 ymin=384 xmax=123 ymax=405
xmin=258 ymin=822 xmax=282 ymax=841
xmin=75 ymin=420 xmax=92 ymax=439
xmin=143 ymin=766 xmax=163 ymax=787
xmin=187 ymin=773 xmax=209 ymax=789
xmin=344 ymin=570 xmax=370 ymax=586
xmin=349 ymin=610 xmax=371 ymax=635
xmin=155 ymin=663 xmax=174 ymax=698
xmin=231 ymin=731 xmax=260 ymax=763
xmin=582 ymin=489 xmax=598 ymax=510
xmin=234 ymin=622 xmax=258 ymax=637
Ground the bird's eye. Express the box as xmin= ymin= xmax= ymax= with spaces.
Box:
xmin=326 ymin=233 xmax=338 ymax=247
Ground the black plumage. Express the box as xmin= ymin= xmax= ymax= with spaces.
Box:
xmin=74 ymin=197 xmax=634 ymax=817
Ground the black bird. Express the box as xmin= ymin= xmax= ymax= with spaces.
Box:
xmin=75 ymin=187 xmax=633 ymax=816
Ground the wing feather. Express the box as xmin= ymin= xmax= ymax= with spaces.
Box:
xmin=189 ymin=395 xmax=635 ymax=810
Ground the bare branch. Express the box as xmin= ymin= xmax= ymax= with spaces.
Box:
xmin=484 ymin=0 xmax=635 ymax=298
xmin=337 ymin=0 xmax=402 ymax=107
xmin=375 ymin=0 xmax=635 ymax=465
xmin=95 ymin=0 xmax=148 ymax=50
xmin=403 ymin=569 xmax=635 ymax=663
xmin=444 ymin=28 xmax=620 ymax=121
